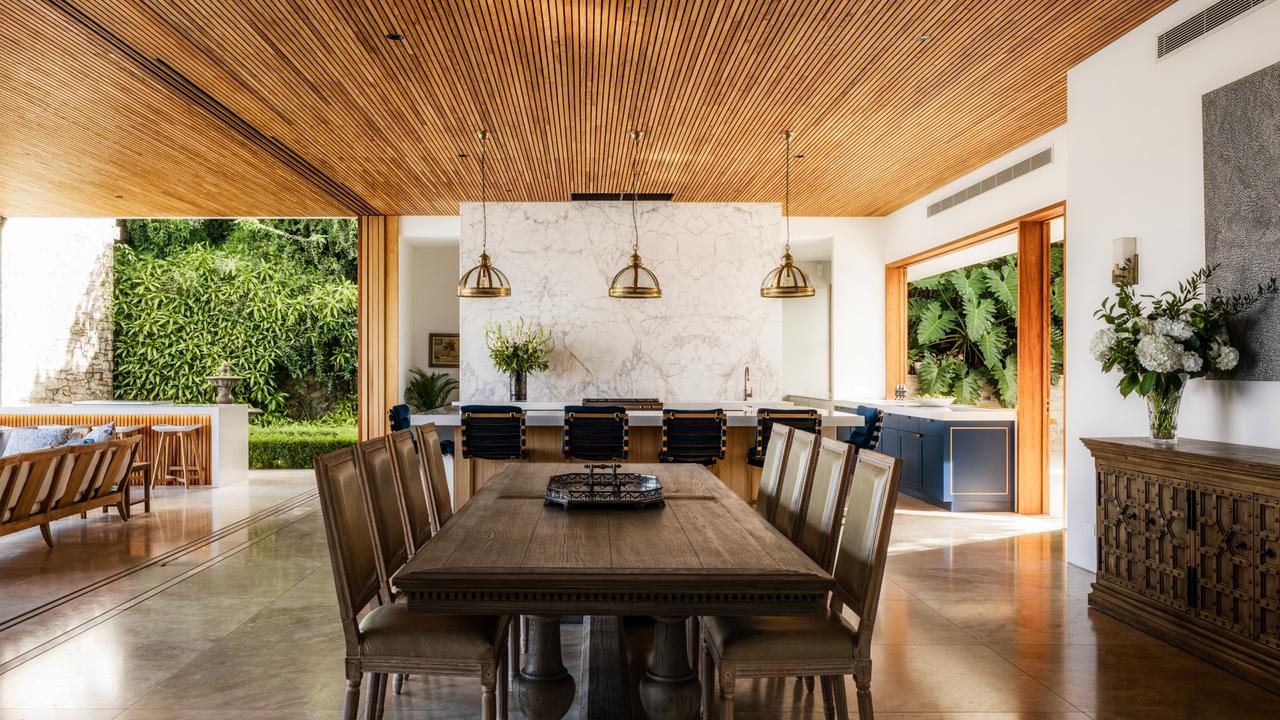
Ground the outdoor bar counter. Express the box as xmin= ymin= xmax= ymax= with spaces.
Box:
xmin=0 ymin=402 xmax=249 ymax=486
xmin=412 ymin=400 xmax=862 ymax=508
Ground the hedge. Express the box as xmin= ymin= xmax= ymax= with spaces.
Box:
xmin=249 ymin=423 xmax=358 ymax=469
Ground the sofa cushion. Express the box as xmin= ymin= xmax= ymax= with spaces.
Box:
xmin=1 ymin=427 xmax=73 ymax=458
xmin=80 ymin=422 xmax=116 ymax=444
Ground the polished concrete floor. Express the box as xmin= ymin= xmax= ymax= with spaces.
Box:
xmin=0 ymin=472 xmax=1277 ymax=719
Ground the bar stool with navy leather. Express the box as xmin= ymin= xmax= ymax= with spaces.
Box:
xmin=562 ymin=405 xmax=629 ymax=461
xmin=659 ymin=408 xmax=727 ymax=465
xmin=459 ymin=405 xmax=527 ymax=461
xmin=746 ymin=408 xmax=821 ymax=468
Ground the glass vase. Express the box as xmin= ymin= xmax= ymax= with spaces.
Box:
xmin=1146 ymin=382 xmax=1184 ymax=446
xmin=509 ymin=370 xmax=527 ymax=402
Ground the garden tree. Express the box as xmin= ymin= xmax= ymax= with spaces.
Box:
xmin=114 ymin=219 xmax=357 ymax=421
xmin=907 ymin=244 xmax=1064 ymax=407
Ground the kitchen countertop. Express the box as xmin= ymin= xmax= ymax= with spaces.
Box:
xmin=412 ymin=400 xmax=864 ymax=428
xmin=832 ymin=398 xmax=1017 ymax=422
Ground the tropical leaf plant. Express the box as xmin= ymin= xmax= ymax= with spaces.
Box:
xmin=906 ymin=245 xmax=1064 ymax=408
xmin=404 ymin=368 xmax=459 ymax=412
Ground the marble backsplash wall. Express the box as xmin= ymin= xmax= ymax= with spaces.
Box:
xmin=458 ymin=202 xmax=783 ymax=402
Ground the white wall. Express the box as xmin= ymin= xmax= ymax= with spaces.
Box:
xmin=458 ymin=202 xmax=783 ymax=402
xmin=0 ymin=218 xmax=118 ymax=404
xmin=398 ymin=216 xmax=463 ymax=403
xmin=1064 ymin=0 xmax=1280 ymax=570
xmin=781 ymin=260 xmax=831 ymax=398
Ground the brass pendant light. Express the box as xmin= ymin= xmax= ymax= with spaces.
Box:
xmin=609 ymin=131 xmax=662 ymax=298
xmin=761 ymin=131 xmax=815 ymax=298
xmin=458 ymin=130 xmax=511 ymax=298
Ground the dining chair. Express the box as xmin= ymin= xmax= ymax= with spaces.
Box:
xmin=754 ymin=424 xmax=793 ymax=522
xmin=659 ymin=409 xmax=727 ymax=465
xmin=314 ymin=446 xmax=510 ymax=720
xmin=795 ymin=437 xmax=858 ymax=572
xmin=412 ymin=423 xmax=454 ymax=532
xmin=385 ymin=429 xmax=434 ymax=553
xmin=772 ymin=428 xmax=819 ymax=539
xmin=562 ymin=405 xmax=629 ymax=461
xmin=700 ymin=450 xmax=902 ymax=720
xmin=355 ymin=436 xmax=411 ymax=595
xmin=747 ymin=408 xmax=821 ymax=467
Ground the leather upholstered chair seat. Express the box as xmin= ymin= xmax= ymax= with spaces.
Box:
xmin=359 ymin=604 xmax=508 ymax=662
xmin=703 ymin=610 xmax=856 ymax=662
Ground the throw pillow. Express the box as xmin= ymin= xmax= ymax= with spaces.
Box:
xmin=81 ymin=422 xmax=116 ymax=444
xmin=1 ymin=427 xmax=74 ymax=457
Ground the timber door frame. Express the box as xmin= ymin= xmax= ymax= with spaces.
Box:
xmin=357 ymin=215 xmax=399 ymax=440
xmin=884 ymin=202 xmax=1064 ymax=514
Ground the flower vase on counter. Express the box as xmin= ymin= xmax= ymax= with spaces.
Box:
xmin=485 ymin=317 xmax=554 ymax=403
xmin=1091 ymin=263 xmax=1277 ymax=446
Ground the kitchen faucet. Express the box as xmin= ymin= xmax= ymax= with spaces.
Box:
xmin=743 ymin=366 xmax=753 ymax=402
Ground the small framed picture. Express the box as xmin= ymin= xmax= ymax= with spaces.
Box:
xmin=429 ymin=333 xmax=460 ymax=368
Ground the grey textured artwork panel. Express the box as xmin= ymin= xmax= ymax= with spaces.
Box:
xmin=1204 ymin=59 xmax=1280 ymax=381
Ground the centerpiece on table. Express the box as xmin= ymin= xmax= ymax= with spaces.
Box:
xmin=1091 ymin=264 xmax=1277 ymax=445
xmin=484 ymin=317 xmax=555 ymax=402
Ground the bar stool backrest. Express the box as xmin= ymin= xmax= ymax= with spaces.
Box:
xmin=387 ymin=429 xmax=433 ymax=552
xmin=832 ymin=449 xmax=901 ymax=659
xmin=754 ymin=424 xmax=792 ymax=522
xmin=355 ymin=437 xmax=410 ymax=583
xmin=774 ymin=428 xmax=818 ymax=538
xmin=413 ymin=423 xmax=453 ymax=531
xmin=750 ymin=408 xmax=821 ymax=465
xmin=314 ymin=446 xmax=384 ymax=651
xmin=562 ymin=405 xmax=629 ymax=461
xmin=659 ymin=409 xmax=727 ymax=465
xmin=460 ymin=405 xmax=526 ymax=460
xmin=796 ymin=437 xmax=857 ymax=571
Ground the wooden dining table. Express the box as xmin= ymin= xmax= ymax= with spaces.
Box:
xmin=395 ymin=462 xmax=833 ymax=720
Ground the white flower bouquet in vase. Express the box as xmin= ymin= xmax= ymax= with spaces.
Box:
xmin=1092 ymin=264 xmax=1277 ymax=445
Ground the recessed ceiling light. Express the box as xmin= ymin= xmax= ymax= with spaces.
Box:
xmin=385 ymin=32 xmax=404 ymax=41
xmin=918 ymin=34 xmax=931 ymax=42
xmin=457 ymin=152 xmax=468 ymax=158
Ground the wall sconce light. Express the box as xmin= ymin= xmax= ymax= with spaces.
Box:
xmin=1112 ymin=236 xmax=1139 ymax=286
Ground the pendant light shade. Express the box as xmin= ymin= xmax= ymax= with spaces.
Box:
xmin=761 ymin=131 xmax=815 ymax=299
xmin=458 ymin=130 xmax=511 ymax=298
xmin=609 ymin=131 xmax=662 ymax=299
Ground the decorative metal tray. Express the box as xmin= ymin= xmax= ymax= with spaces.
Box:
xmin=545 ymin=464 xmax=665 ymax=509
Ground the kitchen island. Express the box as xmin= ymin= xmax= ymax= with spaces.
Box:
xmin=0 ymin=402 xmax=249 ymax=486
xmin=836 ymin=399 xmax=1016 ymax=511
xmin=413 ymin=400 xmax=862 ymax=508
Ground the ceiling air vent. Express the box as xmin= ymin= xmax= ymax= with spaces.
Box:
xmin=926 ymin=147 xmax=1053 ymax=218
xmin=571 ymin=192 xmax=674 ymax=202
xmin=1157 ymin=0 xmax=1272 ymax=58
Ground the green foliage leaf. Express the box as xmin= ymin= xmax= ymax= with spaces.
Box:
xmin=915 ymin=302 xmax=957 ymax=345
xmin=404 ymin=369 xmax=459 ymax=412
xmin=963 ymin=296 xmax=996 ymax=340
xmin=976 ymin=324 xmax=1010 ymax=368
xmin=993 ymin=355 xmax=1019 ymax=407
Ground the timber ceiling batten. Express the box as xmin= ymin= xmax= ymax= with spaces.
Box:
xmin=4 ymin=0 xmax=1175 ymax=217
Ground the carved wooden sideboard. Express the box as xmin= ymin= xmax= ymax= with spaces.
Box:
xmin=1083 ymin=437 xmax=1280 ymax=692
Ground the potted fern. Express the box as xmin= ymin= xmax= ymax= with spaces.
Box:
xmin=484 ymin=318 xmax=555 ymax=402
xmin=403 ymin=368 xmax=459 ymax=412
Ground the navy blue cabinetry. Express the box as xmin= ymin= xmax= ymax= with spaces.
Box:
xmin=861 ymin=407 xmax=1015 ymax=512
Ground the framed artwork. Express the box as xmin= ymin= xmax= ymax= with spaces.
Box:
xmin=429 ymin=333 xmax=460 ymax=368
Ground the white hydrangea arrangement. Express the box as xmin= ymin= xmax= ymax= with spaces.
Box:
xmin=1092 ymin=264 xmax=1276 ymax=442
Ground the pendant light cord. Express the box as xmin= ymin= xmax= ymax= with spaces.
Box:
xmin=783 ymin=131 xmax=792 ymax=254
xmin=630 ymin=131 xmax=641 ymax=254
xmin=479 ymin=130 xmax=489 ymax=256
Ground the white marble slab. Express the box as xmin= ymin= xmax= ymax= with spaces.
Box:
xmin=835 ymin=398 xmax=1017 ymax=422
xmin=457 ymin=202 xmax=784 ymax=403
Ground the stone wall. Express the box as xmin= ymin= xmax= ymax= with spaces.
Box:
xmin=0 ymin=218 xmax=117 ymax=404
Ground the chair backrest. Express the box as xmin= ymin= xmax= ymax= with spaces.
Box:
xmin=314 ymin=446 xmax=383 ymax=652
xmin=388 ymin=403 xmax=412 ymax=432
xmin=751 ymin=408 xmax=821 ymax=463
xmin=413 ymin=423 xmax=453 ymax=531
xmin=773 ymin=428 xmax=818 ymax=537
xmin=355 ymin=436 xmax=410 ymax=585
xmin=754 ymin=424 xmax=792 ymax=522
xmin=562 ymin=405 xmax=629 ymax=461
xmin=832 ymin=449 xmax=901 ymax=658
xmin=0 ymin=447 xmax=65 ymax=523
xmin=95 ymin=435 xmax=142 ymax=499
xmin=659 ymin=409 xmax=726 ymax=464
xmin=460 ymin=405 xmax=526 ymax=460
xmin=387 ymin=429 xmax=433 ymax=552
xmin=795 ymin=437 xmax=857 ymax=571
xmin=850 ymin=405 xmax=884 ymax=450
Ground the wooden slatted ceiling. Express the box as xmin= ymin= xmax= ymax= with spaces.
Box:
xmin=2 ymin=0 xmax=1173 ymax=218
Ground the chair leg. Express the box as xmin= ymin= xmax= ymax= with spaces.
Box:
xmin=481 ymin=665 xmax=497 ymax=720
xmin=177 ymin=432 xmax=190 ymax=488
xmin=852 ymin=667 xmax=869 ymax=720
xmin=362 ymin=673 xmax=381 ymax=720
xmin=804 ymin=675 xmax=816 ymax=693
xmin=39 ymin=522 xmax=53 ymax=548
xmin=700 ymin=638 xmax=714 ymax=720
xmin=687 ymin=616 xmax=701 ymax=667
xmin=342 ymin=675 xmax=362 ymax=720
xmin=373 ymin=673 xmax=388 ymax=720
xmin=508 ymin=617 xmax=520 ymax=691
xmin=718 ymin=666 xmax=736 ymax=720
xmin=819 ymin=676 xmax=836 ymax=720
xmin=392 ymin=673 xmax=405 ymax=695
xmin=498 ymin=646 xmax=509 ymax=720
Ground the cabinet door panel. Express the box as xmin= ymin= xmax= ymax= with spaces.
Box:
xmin=922 ymin=433 xmax=944 ymax=500
xmin=1257 ymin=494 xmax=1280 ymax=649
xmin=1195 ymin=483 xmax=1255 ymax=638
xmin=1097 ymin=466 xmax=1190 ymax=611
xmin=901 ymin=432 xmax=923 ymax=493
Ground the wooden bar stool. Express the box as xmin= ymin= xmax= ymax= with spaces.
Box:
xmin=151 ymin=424 xmax=205 ymax=487
xmin=115 ymin=424 xmax=156 ymax=511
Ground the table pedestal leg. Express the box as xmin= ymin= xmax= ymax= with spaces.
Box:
xmin=514 ymin=615 xmax=575 ymax=720
xmin=639 ymin=616 xmax=702 ymax=720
